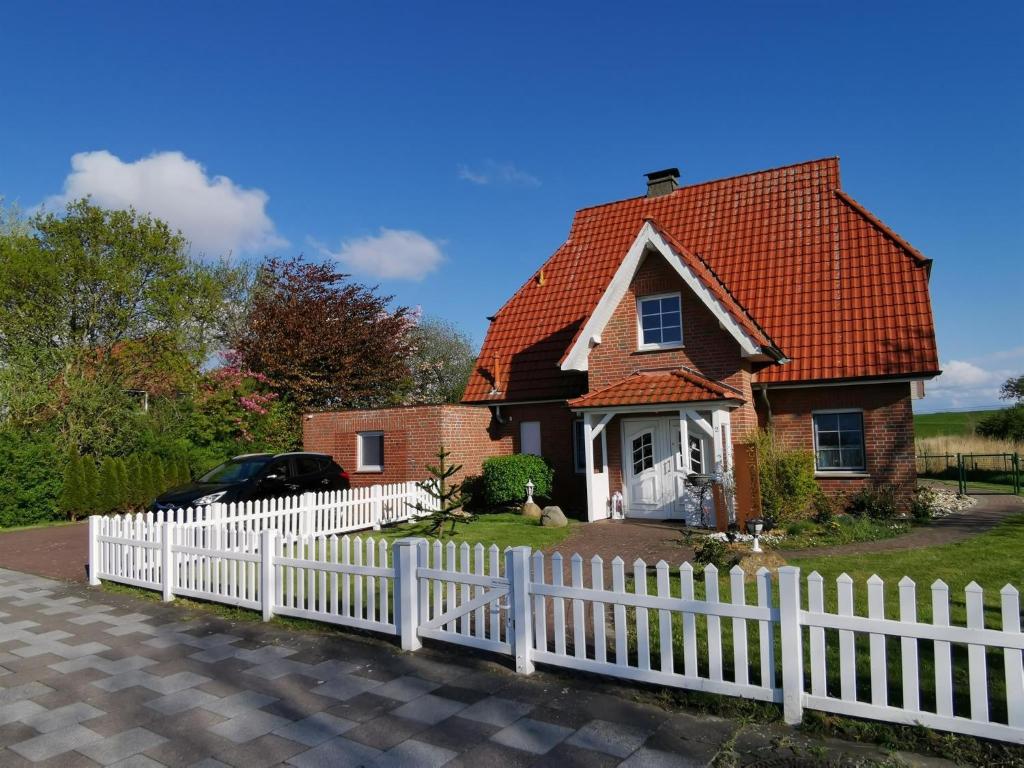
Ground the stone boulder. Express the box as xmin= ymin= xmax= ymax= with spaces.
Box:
xmin=540 ymin=506 xmax=567 ymax=528
xmin=521 ymin=501 xmax=542 ymax=519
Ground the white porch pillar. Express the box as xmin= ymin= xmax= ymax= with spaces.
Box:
xmin=678 ymin=409 xmax=689 ymax=473
xmin=583 ymin=411 xmax=612 ymax=522
xmin=711 ymin=408 xmax=736 ymax=523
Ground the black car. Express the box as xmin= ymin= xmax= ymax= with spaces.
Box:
xmin=150 ymin=452 xmax=350 ymax=511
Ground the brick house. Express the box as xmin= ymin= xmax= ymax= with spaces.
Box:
xmin=305 ymin=158 xmax=939 ymax=524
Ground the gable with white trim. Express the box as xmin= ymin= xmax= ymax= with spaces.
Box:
xmin=560 ymin=221 xmax=771 ymax=373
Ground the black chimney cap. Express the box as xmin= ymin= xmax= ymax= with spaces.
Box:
xmin=644 ymin=168 xmax=680 ymax=181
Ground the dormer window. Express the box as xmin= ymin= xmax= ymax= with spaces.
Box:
xmin=637 ymin=292 xmax=683 ymax=350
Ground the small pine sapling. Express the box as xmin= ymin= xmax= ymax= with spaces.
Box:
xmin=413 ymin=446 xmax=472 ymax=537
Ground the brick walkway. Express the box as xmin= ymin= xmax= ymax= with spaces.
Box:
xmin=0 ymin=566 xmax=953 ymax=767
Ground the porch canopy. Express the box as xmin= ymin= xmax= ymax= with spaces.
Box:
xmin=568 ymin=368 xmax=744 ymax=522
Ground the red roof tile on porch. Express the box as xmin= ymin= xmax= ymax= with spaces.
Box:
xmin=568 ymin=368 xmax=742 ymax=409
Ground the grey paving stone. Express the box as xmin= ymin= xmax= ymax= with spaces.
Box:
xmin=491 ymin=717 xmax=573 ymax=755
xmin=457 ymin=696 xmax=533 ymax=727
xmin=372 ymin=675 xmax=440 ymax=702
xmin=0 ymin=699 xmax=46 ymax=725
xmin=371 ymin=738 xmax=456 ymax=768
xmin=0 ymin=681 xmax=54 ymax=705
xmin=146 ymin=688 xmax=222 ymax=715
xmin=272 ymin=712 xmax=357 ymax=746
xmin=618 ymin=747 xmax=708 ymax=767
xmin=208 ymin=710 xmax=290 ymax=744
xmin=190 ymin=646 xmax=242 ymax=664
xmin=286 ymin=735 xmax=382 ymax=768
xmin=390 ymin=694 xmax=467 ymax=725
xmin=8 ymin=723 xmax=104 ymax=761
xmin=108 ymin=755 xmax=168 ymax=768
xmin=23 ymin=701 xmax=105 ymax=733
xmin=311 ymin=674 xmax=382 ymax=701
xmin=566 ymin=718 xmax=651 ymax=758
xmin=202 ymin=691 xmax=277 ymax=717
xmin=188 ymin=760 xmax=232 ymax=768
xmin=79 ymin=726 xmax=168 ymax=765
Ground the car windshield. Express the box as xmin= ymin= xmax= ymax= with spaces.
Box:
xmin=199 ymin=457 xmax=272 ymax=484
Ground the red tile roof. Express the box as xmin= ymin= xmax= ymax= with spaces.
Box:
xmin=464 ymin=157 xmax=939 ymax=403
xmin=568 ymin=368 xmax=742 ymax=409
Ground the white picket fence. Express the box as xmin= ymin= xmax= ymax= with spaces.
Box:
xmin=87 ymin=518 xmax=1024 ymax=746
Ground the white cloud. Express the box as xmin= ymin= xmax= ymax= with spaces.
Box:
xmin=45 ymin=150 xmax=286 ymax=256
xmin=922 ymin=359 xmax=1013 ymax=411
xmin=457 ymin=160 xmax=540 ymax=187
xmin=319 ymin=228 xmax=445 ymax=281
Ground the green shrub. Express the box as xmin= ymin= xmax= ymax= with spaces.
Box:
xmin=125 ymin=455 xmax=144 ymax=509
xmin=909 ymin=486 xmax=936 ymax=522
xmin=693 ymin=536 xmax=739 ymax=570
xmin=753 ymin=430 xmax=818 ymax=527
xmin=846 ymin=484 xmax=898 ymax=519
xmin=481 ymin=454 xmax=554 ymax=508
xmin=0 ymin=432 xmax=64 ymax=527
xmin=81 ymin=457 xmax=100 ymax=516
xmin=976 ymin=404 xmax=1024 ymax=442
xmin=98 ymin=457 xmax=120 ymax=513
xmin=812 ymin=489 xmax=840 ymax=524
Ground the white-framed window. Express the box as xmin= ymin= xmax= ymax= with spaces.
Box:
xmin=637 ymin=292 xmax=683 ymax=349
xmin=356 ymin=431 xmax=384 ymax=472
xmin=687 ymin=434 xmax=704 ymax=474
xmin=573 ymin=419 xmax=586 ymax=473
xmin=812 ymin=411 xmax=865 ymax=472
xmin=520 ymin=421 xmax=541 ymax=456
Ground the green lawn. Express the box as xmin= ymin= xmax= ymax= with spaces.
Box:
xmin=914 ymin=409 xmax=999 ymax=439
xmin=372 ymin=511 xmax=575 ymax=551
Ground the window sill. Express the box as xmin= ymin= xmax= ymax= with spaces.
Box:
xmin=815 ymin=471 xmax=869 ymax=479
xmin=633 ymin=343 xmax=685 ymax=355
xmin=356 ymin=468 xmax=384 ymax=474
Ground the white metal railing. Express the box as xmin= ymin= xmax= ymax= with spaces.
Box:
xmin=86 ymin=521 xmax=1024 ymax=746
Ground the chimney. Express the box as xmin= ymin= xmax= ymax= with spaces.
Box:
xmin=644 ymin=167 xmax=680 ymax=198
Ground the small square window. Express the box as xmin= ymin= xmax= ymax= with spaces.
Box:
xmin=637 ymin=293 xmax=683 ymax=349
xmin=357 ymin=431 xmax=384 ymax=471
xmin=812 ymin=412 xmax=865 ymax=472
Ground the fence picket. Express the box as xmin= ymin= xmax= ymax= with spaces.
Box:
xmin=705 ymin=565 xmax=722 ymax=682
xmin=571 ymin=554 xmax=585 ymax=659
xmin=459 ymin=542 xmax=471 ymax=636
xmin=867 ymin=575 xmax=887 ymax=707
xmin=898 ymin=577 xmax=919 ymax=712
xmin=552 ymin=553 xmax=566 ymax=657
xmin=533 ymin=551 xmax=548 ymax=653
xmin=1002 ymin=585 xmax=1024 ymax=728
xmin=837 ymin=574 xmax=856 ymax=702
xmin=756 ymin=568 xmax=775 ymax=690
xmin=680 ymin=563 xmax=697 ymax=678
xmin=488 ymin=545 xmax=501 ymax=641
xmin=592 ymin=556 xmax=607 ymax=665
xmin=966 ymin=581 xmax=989 ymax=723
xmin=634 ymin=559 xmax=650 ymax=672
xmin=808 ymin=571 xmax=826 ymax=697
xmin=656 ymin=561 xmax=673 ymax=674
xmin=731 ymin=566 xmax=748 ymax=688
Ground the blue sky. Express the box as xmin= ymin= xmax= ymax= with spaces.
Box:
xmin=1 ymin=1 xmax=1020 ymax=412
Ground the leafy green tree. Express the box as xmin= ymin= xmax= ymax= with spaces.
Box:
xmin=60 ymin=453 xmax=86 ymax=520
xmin=976 ymin=373 xmax=1024 ymax=443
xmin=405 ymin=317 xmax=477 ymax=404
xmin=112 ymin=457 xmax=129 ymax=512
xmin=98 ymin=457 xmax=120 ymax=513
xmin=81 ymin=458 xmax=100 ymax=517
xmin=177 ymin=455 xmax=192 ymax=485
xmin=125 ymin=455 xmax=144 ymax=509
xmin=0 ymin=199 xmax=248 ymax=455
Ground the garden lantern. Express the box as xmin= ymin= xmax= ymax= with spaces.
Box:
xmin=746 ymin=518 xmax=764 ymax=553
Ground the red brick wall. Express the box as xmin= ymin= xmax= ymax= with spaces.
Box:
xmin=587 ymin=254 xmax=758 ymax=439
xmin=302 ymin=405 xmax=501 ymax=487
xmin=757 ymin=382 xmax=916 ymax=498
xmin=301 ymin=402 xmax=587 ymax=512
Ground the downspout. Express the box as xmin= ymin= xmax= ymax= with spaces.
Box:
xmin=757 ymin=386 xmax=773 ymax=427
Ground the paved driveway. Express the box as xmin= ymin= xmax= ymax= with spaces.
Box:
xmin=0 ymin=567 xmax=921 ymax=767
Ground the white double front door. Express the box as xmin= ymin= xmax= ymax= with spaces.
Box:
xmin=622 ymin=417 xmax=711 ymax=522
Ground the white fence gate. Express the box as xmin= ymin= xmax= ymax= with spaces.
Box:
xmin=88 ymin=513 xmax=1024 ymax=746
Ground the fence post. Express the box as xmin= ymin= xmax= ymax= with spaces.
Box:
xmin=87 ymin=516 xmax=101 ymax=586
xmin=300 ymin=492 xmax=316 ymax=537
xmin=161 ymin=522 xmax=174 ymax=602
xmin=372 ymin=485 xmax=383 ymax=531
xmin=261 ymin=527 xmax=277 ymax=622
xmin=393 ymin=538 xmax=422 ymax=651
xmin=506 ymin=546 xmax=535 ymax=675
xmin=777 ymin=566 xmax=804 ymax=724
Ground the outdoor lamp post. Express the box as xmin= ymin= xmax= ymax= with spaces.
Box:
xmin=525 ymin=480 xmax=534 ymax=504
xmin=746 ymin=518 xmax=764 ymax=553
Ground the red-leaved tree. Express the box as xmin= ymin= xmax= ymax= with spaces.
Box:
xmin=232 ymin=258 xmax=416 ymax=411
